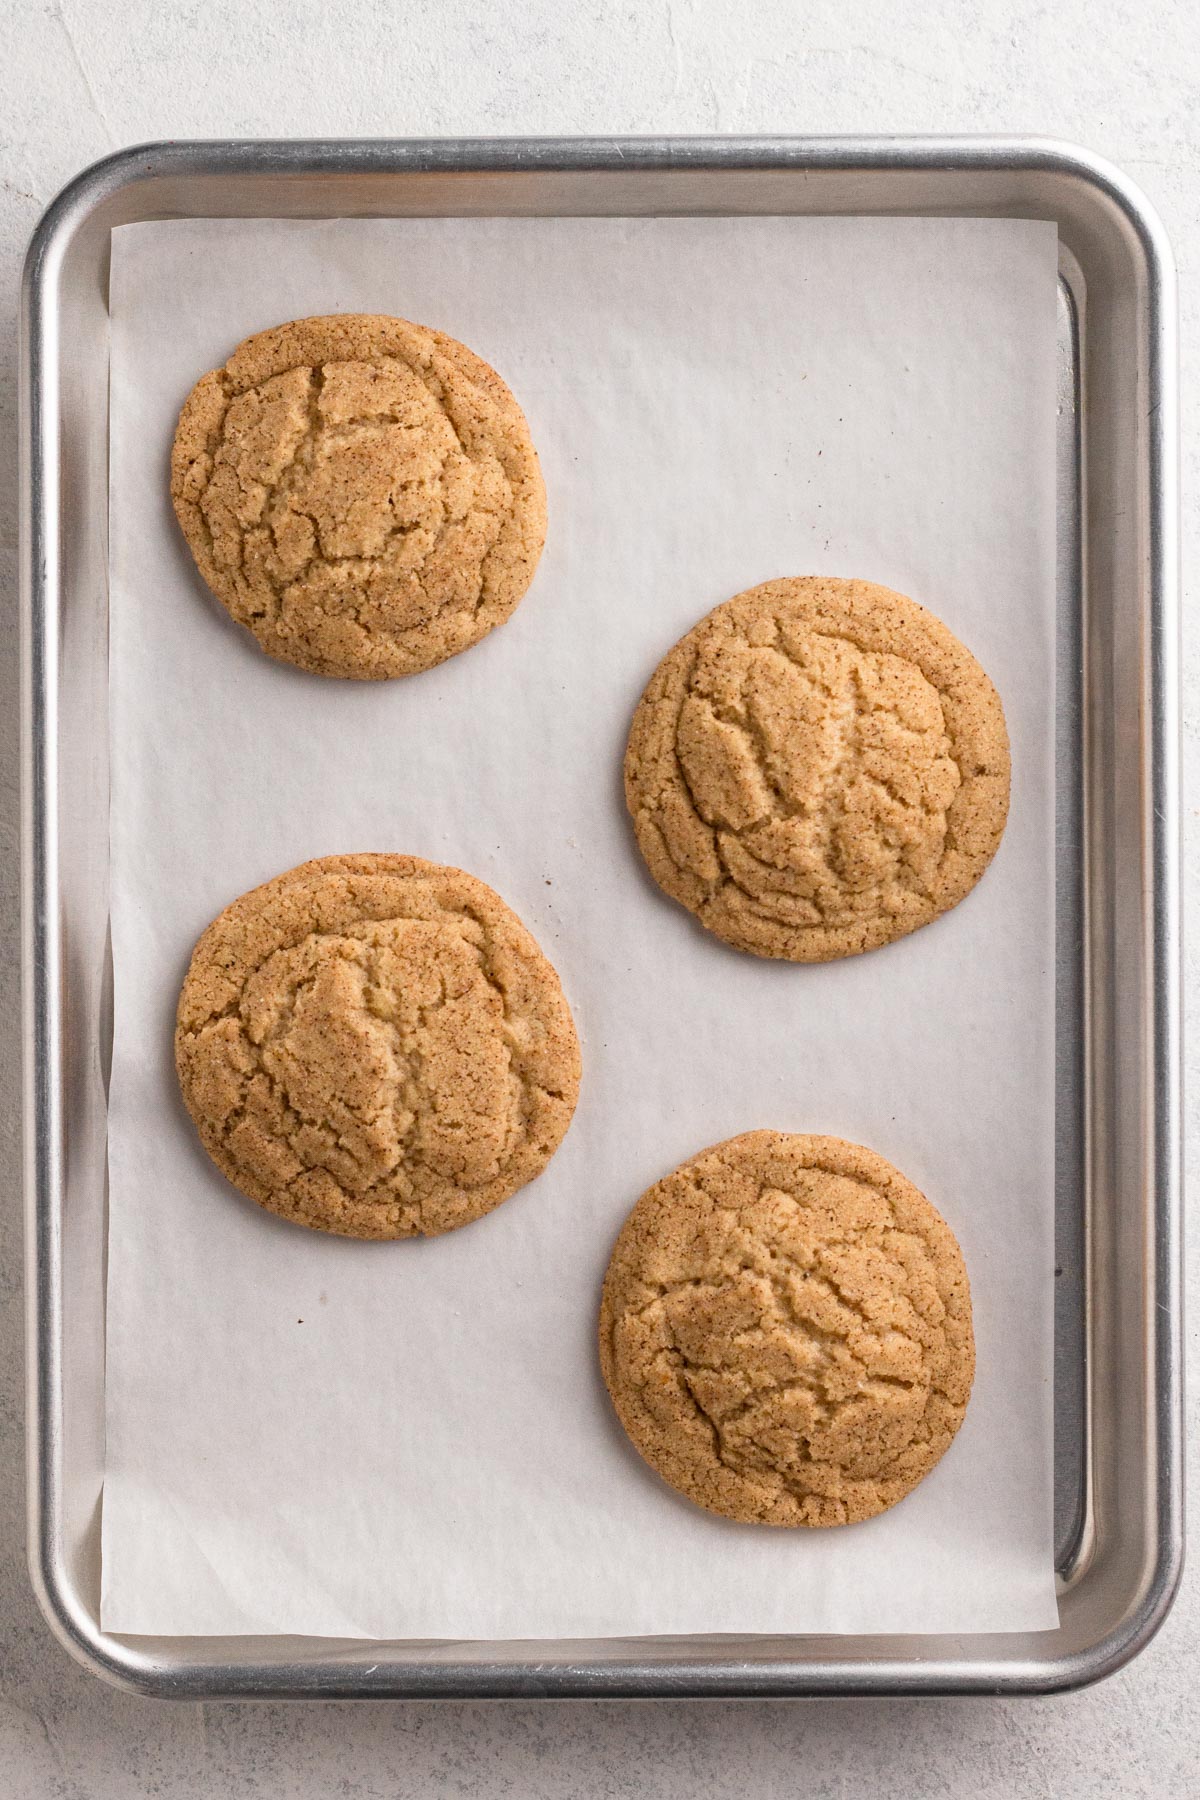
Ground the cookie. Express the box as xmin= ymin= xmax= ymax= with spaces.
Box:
xmin=599 ymin=1131 xmax=974 ymax=1526
xmin=175 ymin=854 xmax=579 ymax=1238
xmin=624 ymin=577 xmax=1010 ymax=961
xmin=170 ymin=314 xmax=547 ymax=679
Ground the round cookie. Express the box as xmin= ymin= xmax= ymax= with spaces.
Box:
xmin=171 ymin=314 xmax=547 ymax=679
xmin=599 ymin=1131 xmax=974 ymax=1527
xmin=624 ymin=577 xmax=1010 ymax=961
xmin=175 ymin=854 xmax=580 ymax=1238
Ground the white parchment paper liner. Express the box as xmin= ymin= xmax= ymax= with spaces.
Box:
xmin=103 ymin=215 xmax=1059 ymax=1636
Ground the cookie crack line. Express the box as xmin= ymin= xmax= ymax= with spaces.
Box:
xmin=629 ymin=1242 xmax=930 ymax=1361
xmin=677 ymin=631 xmax=960 ymax=882
xmin=263 ymin=434 xmax=514 ymax=613
xmin=641 ymin=1241 xmax=928 ymax=1444
xmin=175 ymin=856 xmax=580 ymax=1240
xmin=228 ymin=377 xmax=483 ymax=607
xmin=182 ymin=910 xmax=514 ymax=1031
xmin=660 ymin=1355 xmax=871 ymax=1517
xmin=171 ymin=314 xmax=547 ymax=680
xmin=625 ymin=577 xmax=1010 ymax=962
xmin=600 ymin=1133 xmax=974 ymax=1527
xmin=209 ymin=925 xmax=525 ymax=1203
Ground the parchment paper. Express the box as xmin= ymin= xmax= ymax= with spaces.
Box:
xmin=103 ymin=214 xmax=1060 ymax=1637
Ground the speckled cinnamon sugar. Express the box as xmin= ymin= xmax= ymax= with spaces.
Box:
xmin=175 ymin=855 xmax=579 ymax=1238
xmin=600 ymin=1131 xmax=974 ymax=1526
xmin=624 ymin=577 xmax=1010 ymax=960
xmin=171 ymin=314 xmax=546 ymax=679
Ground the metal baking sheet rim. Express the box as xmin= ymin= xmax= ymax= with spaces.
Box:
xmin=19 ymin=136 xmax=1182 ymax=1699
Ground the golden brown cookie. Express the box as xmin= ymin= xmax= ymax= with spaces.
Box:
xmin=170 ymin=314 xmax=547 ymax=679
xmin=599 ymin=1131 xmax=974 ymax=1526
xmin=175 ymin=855 xmax=580 ymax=1238
xmin=624 ymin=577 xmax=1010 ymax=961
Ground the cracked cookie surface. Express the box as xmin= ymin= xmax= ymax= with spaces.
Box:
xmin=624 ymin=577 xmax=1010 ymax=960
xmin=175 ymin=855 xmax=580 ymax=1238
xmin=170 ymin=314 xmax=547 ymax=679
xmin=599 ymin=1131 xmax=974 ymax=1526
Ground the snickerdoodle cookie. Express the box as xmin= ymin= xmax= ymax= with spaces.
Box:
xmin=624 ymin=577 xmax=1010 ymax=960
xmin=171 ymin=314 xmax=546 ymax=678
xmin=599 ymin=1131 xmax=974 ymax=1526
xmin=175 ymin=855 xmax=579 ymax=1238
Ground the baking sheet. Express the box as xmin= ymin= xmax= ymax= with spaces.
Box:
xmin=102 ymin=213 xmax=1059 ymax=1638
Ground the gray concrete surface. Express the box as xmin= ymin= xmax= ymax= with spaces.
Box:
xmin=1 ymin=2 xmax=1195 ymax=1793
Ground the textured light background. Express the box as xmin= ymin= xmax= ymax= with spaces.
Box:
xmin=0 ymin=1 xmax=1195 ymax=1793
